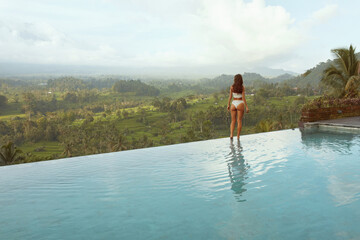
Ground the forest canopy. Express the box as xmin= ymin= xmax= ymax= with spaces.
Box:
xmin=112 ymin=80 xmax=160 ymax=96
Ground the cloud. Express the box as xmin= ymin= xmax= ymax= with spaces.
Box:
xmin=0 ymin=0 xmax=339 ymax=74
xmin=187 ymin=0 xmax=303 ymax=67
xmin=302 ymin=4 xmax=338 ymax=28
xmin=312 ymin=4 xmax=338 ymax=23
xmin=0 ymin=19 xmax=119 ymax=65
xmin=108 ymin=0 xmax=305 ymax=69
xmin=1 ymin=20 xmax=67 ymax=44
xmin=328 ymin=175 xmax=360 ymax=206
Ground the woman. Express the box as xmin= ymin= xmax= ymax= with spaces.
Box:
xmin=227 ymin=74 xmax=249 ymax=140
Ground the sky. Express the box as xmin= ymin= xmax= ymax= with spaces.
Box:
xmin=0 ymin=0 xmax=359 ymax=76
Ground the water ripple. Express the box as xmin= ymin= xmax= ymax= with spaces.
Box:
xmin=1 ymin=130 xmax=360 ymax=239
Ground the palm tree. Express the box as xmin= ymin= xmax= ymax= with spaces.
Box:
xmin=255 ymin=120 xmax=272 ymax=132
xmin=322 ymin=45 xmax=360 ymax=98
xmin=345 ymin=75 xmax=360 ymax=98
xmin=0 ymin=142 xmax=23 ymax=165
xmin=108 ymin=133 xmax=127 ymax=152
xmin=62 ymin=142 xmax=73 ymax=157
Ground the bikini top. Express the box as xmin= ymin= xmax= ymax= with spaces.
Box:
xmin=233 ymin=92 xmax=242 ymax=98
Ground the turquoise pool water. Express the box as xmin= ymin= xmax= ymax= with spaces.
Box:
xmin=1 ymin=129 xmax=360 ymax=239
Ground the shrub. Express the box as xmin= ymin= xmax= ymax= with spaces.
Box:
xmin=302 ymin=96 xmax=360 ymax=111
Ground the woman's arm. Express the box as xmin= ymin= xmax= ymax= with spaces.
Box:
xmin=227 ymin=87 xmax=233 ymax=111
xmin=242 ymin=86 xmax=249 ymax=113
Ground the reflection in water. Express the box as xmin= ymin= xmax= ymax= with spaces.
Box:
xmin=327 ymin=175 xmax=360 ymax=206
xmin=227 ymin=140 xmax=250 ymax=202
xmin=301 ymin=129 xmax=356 ymax=154
xmin=301 ymin=129 xmax=360 ymax=206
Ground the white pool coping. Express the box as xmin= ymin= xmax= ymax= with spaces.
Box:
xmin=303 ymin=116 xmax=360 ymax=134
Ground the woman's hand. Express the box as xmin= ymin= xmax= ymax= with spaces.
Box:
xmin=246 ymin=106 xmax=249 ymax=113
xmin=227 ymin=105 xmax=230 ymax=111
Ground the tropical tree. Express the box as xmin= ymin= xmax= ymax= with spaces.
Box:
xmin=255 ymin=120 xmax=272 ymax=132
xmin=192 ymin=110 xmax=207 ymax=133
xmin=62 ymin=142 xmax=73 ymax=157
xmin=0 ymin=95 xmax=7 ymax=107
xmin=345 ymin=75 xmax=360 ymax=98
xmin=322 ymin=45 xmax=360 ymax=98
xmin=202 ymin=120 xmax=214 ymax=138
xmin=0 ymin=142 xmax=23 ymax=165
xmin=110 ymin=133 xmax=127 ymax=151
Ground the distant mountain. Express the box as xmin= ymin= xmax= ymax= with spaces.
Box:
xmin=0 ymin=62 xmax=125 ymax=76
xmin=284 ymin=61 xmax=331 ymax=88
xmin=194 ymin=71 xmax=296 ymax=92
xmin=249 ymin=66 xmax=298 ymax=77
xmin=1 ymin=60 xmax=345 ymax=89
xmin=270 ymin=73 xmax=295 ymax=83
xmin=242 ymin=72 xmax=267 ymax=82
xmin=0 ymin=62 xmax=298 ymax=79
xmin=285 ymin=53 xmax=360 ymax=88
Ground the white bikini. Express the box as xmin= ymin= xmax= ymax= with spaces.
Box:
xmin=232 ymin=92 xmax=244 ymax=108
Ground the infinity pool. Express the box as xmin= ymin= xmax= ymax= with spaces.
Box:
xmin=1 ymin=129 xmax=360 ymax=239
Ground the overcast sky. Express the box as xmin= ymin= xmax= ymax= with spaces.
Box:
xmin=0 ymin=0 xmax=359 ymax=76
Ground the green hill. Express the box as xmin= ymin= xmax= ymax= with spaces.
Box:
xmin=285 ymin=61 xmax=332 ymax=88
xmin=286 ymin=52 xmax=360 ymax=88
xmin=193 ymin=72 xmax=297 ymax=92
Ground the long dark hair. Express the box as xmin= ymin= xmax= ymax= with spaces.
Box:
xmin=232 ymin=74 xmax=243 ymax=93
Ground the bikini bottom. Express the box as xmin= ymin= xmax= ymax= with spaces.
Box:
xmin=232 ymin=100 xmax=244 ymax=109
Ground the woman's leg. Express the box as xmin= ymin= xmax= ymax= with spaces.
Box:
xmin=230 ymin=105 xmax=237 ymax=139
xmin=236 ymin=103 xmax=245 ymax=139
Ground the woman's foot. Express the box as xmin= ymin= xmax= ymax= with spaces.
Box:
xmin=230 ymin=136 xmax=233 ymax=140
